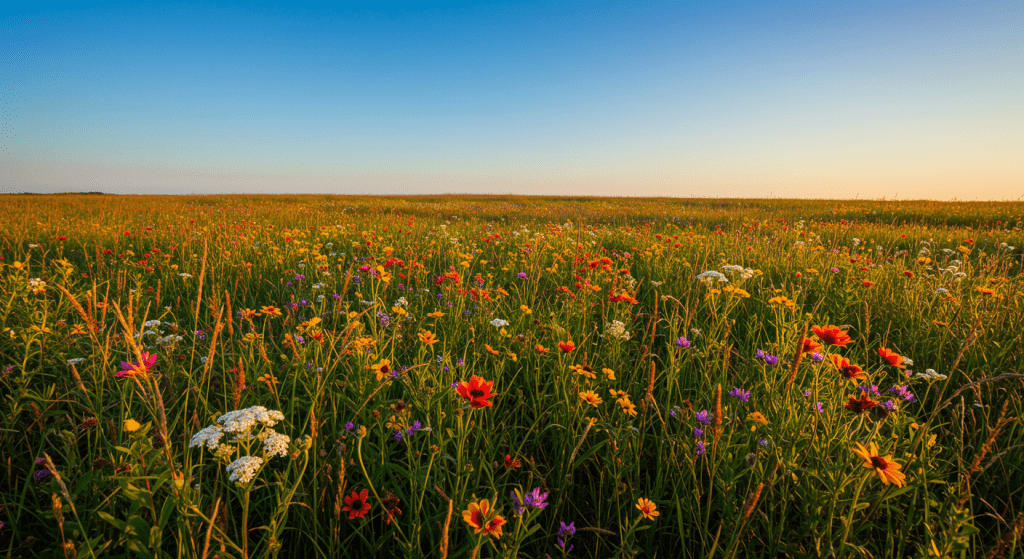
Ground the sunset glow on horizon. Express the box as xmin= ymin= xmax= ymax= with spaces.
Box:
xmin=1 ymin=1 xmax=1021 ymax=199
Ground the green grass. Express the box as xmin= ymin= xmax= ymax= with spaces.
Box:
xmin=0 ymin=194 xmax=1022 ymax=558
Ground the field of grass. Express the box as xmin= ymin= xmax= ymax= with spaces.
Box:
xmin=1 ymin=194 xmax=1023 ymax=558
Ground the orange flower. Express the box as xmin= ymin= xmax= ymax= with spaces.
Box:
xmin=578 ymin=390 xmax=603 ymax=406
xmin=418 ymin=330 xmax=439 ymax=345
xmin=570 ymin=364 xmax=597 ymax=379
xmin=456 ymin=375 xmax=497 ymax=409
xmin=830 ymin=355 xmax=866 ymax=382
xmin=260 ymin=305 xmax=283 ymax=317
xmin=484 ymin=344 xmax=500 ymax=356
xmin=878 ymin=347 xmax=906 ymax=369
xmin=800 ymin=337 xmax=823 ymax=355
xmin=462 ymin=499 xmax=492 ymax=534
xmin=811 ymin=325 xmax=852 ymax=347
xmin=484 ymin=515 xmax=507 ymax=538
xmin=558 ymin=341 xmax=575 ymax=353
xmin=636 ymin=498 xmax=659 ymax=521
xmin=843 ymin=392 xmax=877 ymax=414
xmin=534 ymin=344 xmax=550 ymax=354
xmin=462 ymin=499 xmax=505 ymax=538
xmin=852 ymin=442 xmax=906 ymax=487
xmin=370 ymin=359 xmax=393 ymax=381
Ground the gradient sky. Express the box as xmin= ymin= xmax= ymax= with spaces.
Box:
xmin=1 ymin=1 xmax=1021 ymax=199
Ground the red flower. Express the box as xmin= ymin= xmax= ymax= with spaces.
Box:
xmin=456 ymin=375 xmax=497 ymax=409
xmin=862 ymin=280 xmax=875 ymax=287
xmin=811 ymin=325 xmax=852 ymax=347
xmin=830 ymin=355 xmax=866 ymax=382
xmin=800 ymin=337 xmax=823 ymax=355
xmin=504 ymin=454 xmax=521 ymax=469
xmin=878 ymin=348 xmax=906 ymax=369
xmin=558 ymin=341 xmax=575 ymax=353
xmin=343 ymin=489 xmax=372 ymax=520
xmin=844 ymin=392 xmax=877 ymax=415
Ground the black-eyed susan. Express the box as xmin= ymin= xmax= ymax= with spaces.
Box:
xmin=851 ymin=442 xmax=906 ymax=487
xmin=636 ymin=498 xmax=659 ymax=520
xmin=578 ymin=390 xmax=603 ymax=407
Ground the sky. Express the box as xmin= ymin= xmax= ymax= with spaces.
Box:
xmin=0 ymin=1 xmax=1021 ymax=199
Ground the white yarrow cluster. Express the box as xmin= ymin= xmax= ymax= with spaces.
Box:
xmin=218 ymin=406 xmax=285 ymax=433
xmin=226 ymin=456 xmax=264 ymax=483
xmin=262 ymin=430 xmax=291 ymax=457
xmin=721 ymin=265 xmax=755 ymax=280
xmin=490 ymin=318 xmax=509 ymax=328
xmin=190 ymin=425 xmax=227 ymax=450
xmin=603 ymin=320 xmax=631 ymax=341
xmin=696 ymin=271 xmax=729 ymax=284
xmin=915 ymin=369 xmax=948 ymax=381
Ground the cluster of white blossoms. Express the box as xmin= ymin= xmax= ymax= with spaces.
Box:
xmin=696 ymin=270 xmax=729 ymax=284
xmin=489 ymin=318 xmax=509 ymax=328
xmin=28 ymin=278 xmax=47 ymax=294
xmin=225 ymin=456 xmax=264 ymax=484
xmin=189 ymin=406 xmax=291 ymax=484
xmin=721 ymin=265 xmax=755 ymax=279
xmin=603 ymin=320 xmax=631 ymax=341
xmin=914 ymin=369 xmax=948 ymax=381
xmin=394 ymin=297 xmax=409 ymax=308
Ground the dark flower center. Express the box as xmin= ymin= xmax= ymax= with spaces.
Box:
xmin=350 ymin=499 xmax=363 ymax=509
xmin=380 ymin=365 xmax=390 ymax=374
xmin=870 ymin=456 xmax=888 ymax=469
xmin=470 ymin=389 xmax=485 ymax=398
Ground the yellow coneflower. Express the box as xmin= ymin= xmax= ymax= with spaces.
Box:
xmin=370 ymin=359 xmax=393 ymax=381
xmin=570 ymin=364 xmax=597 ymax=380
xmin=851 ymin=442 xmax=906 ymax=487
xmin=636 ymin=498 xmax=659 ymax=521
xmin=578 ymin=390 xmax=603 ymax=407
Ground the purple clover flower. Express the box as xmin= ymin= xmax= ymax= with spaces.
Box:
xmin=696 ymin=440 xmax=706 ymax=456
xmin=693 ymin=427 xmax=704 ymax=438
xmin=695 ymin=410 xmax=712 ymax=425
xmin=517 ymin=272 xmax=529 ymax=280
xmin=345 ymin=422 xmax=355 ymax=431
xmin=755 ymin=349 xmax=779 ymax=366
xmin=814 ymin=402 xmax=825 ymax=413
xmin=674 ymin=336 xmax=691 ymax=349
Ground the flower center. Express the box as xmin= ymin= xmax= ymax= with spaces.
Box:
xmin=350 ymin=499 xmax=363 ymax=509
xmin=870 ymin=456 xmax=888 ymax=469
xmin=470 ymin=389 xmax=485 ymax=398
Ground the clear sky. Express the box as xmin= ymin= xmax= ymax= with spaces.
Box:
xmin=1 ymin=1 xmax=1021 ymax=199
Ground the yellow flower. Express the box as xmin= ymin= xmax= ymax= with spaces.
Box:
xmin=370 ymin=359 xmax=394 ymax=381
xmin=123 ymin=419 xmax=141 ymax=432
xmin=851 ymin=442 xmax=906 ymax=487
xmin=601 ymin=368 xmax=616 ymax=380
xmin=747 ymin=412 xmax=769 ymax=428
xmin=636 ymin=498 xmax=659 ymax=520
xmin=617 ymin=397 xmax=637 ymax=417
xmin=427 ymin=311 xmax=445 ymax=318
xmin=419 ymin=330 xmax=439 ymax=345
xmin=520 ymin=305 xmax=532 ymax=314
xmin=578 ymin=390 xmax=603 ymax=406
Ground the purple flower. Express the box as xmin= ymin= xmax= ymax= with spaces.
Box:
xmin=804 ymin=390 xmax=812 ymax=398
xmin=830 ymin=267 xmax=840 ymax=273
xmin=406 ymin=421 xmax=422 ymax=437
xmin=557 ymin=521 xmax=576 ymax=549
xmin=810 ymin=352 xmax=824 ymax=362
xmin=696 ymin=440 xmax=706 ymax=456
xmin=755 ymin=350 xmax=779 ymax=366
xmin=692 ymin=427 xmax=703 ymax=438
xmin=295 ymin=274 xmax=305 ymax=281
xmin=674 ymin=336 xmax=691 ymax=349
xmin=345 ymin=422 xmax=355 ymax=431
xmin=696 ymin=410 xmax=712 ymax=425
xmin=393 ymin=431 xmax=404 ymax=442
xmin=728 ymin=387 xmax=751 ymax=402
xmin=436 ymin=293 xmax=443 ymax=299
xmin=517 ymin=272 xmax=529 ymax=280
xmin=377 ymin=312 xmax=390 ymax=327
xmin=33 ymin=469 xmax=51 ymax=482
xmin=295 ymin=335 xmax=305 ymax=345
xmin=857 ymin=384 xmax=881 ymax=397
xmin=882 ymin=400 xmax=898 ymax=411
xmin=890 ymin=384 xmax=916 ymax=402
xmin=34 ymin=457 xmax=46 ymax=466
xmin=814 ymin=402 xmax=825 ymax=413
xmin=511 ymin=491 xmax=525 ymax=515
xmin=524 ymin=488 xmax=549 ymax=509
xmin=759 ymin=438 xmax=770 ymax=447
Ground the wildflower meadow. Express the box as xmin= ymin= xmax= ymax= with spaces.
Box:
xmin=1 ymin=194 xmax=1023 ymax=558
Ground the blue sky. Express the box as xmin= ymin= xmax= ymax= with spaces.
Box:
xmin=1 ymin=1 xmax=1021 ymax=198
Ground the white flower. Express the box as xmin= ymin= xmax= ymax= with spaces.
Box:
xmin=935 ymin=288 xmax=949 ymax=295
xmin=696 ymin=271 xmax=728 ymax=284
xmin=489 ymin=318 xmax=509 ymax=328
xmin=143 ymin=319 xmax=162 ymax=328
xmin=263 ymin=430 xmax=291 ymax=458
xmin=179 ymin=273 xmax=193 ymax=278
xmin=394 ymin=297 xmax=409 ymax=308
xmin=67 ymin=358 xmax=86 ymax=366
xmin=190 ymin=425 xmax=226 ymax=450
xmin=225 ymin=455 xmax=264 ymax=484
xmin=904 ymin=358 xmax=914 ymax=366
xmin=603 ymin=320 xmax=631 ymax=341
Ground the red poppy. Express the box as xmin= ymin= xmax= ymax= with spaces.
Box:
xmin=456 ymin=375 xmax=497 ymax=409
xmin=558 ymin=341 xmax=575 ymax=353
xmin=878 ymin=348 xmax=906 ymax=369
xmin=843 ymin=393 xmax=877 ymax=415
xmin=862 ymin=280 xmax=875 ymax=287
xmin=811 ymin=325 xmax=852 ymax=347
xmin=343 ymin=489 xmax=372 ymax=520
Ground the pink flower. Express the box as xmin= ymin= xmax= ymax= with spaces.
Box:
xmin=117 ymin=353 xmax=157 ymax=378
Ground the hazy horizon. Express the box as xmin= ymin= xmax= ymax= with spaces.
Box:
xmin=2 ymin=1 xmax=1021 ymax=200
